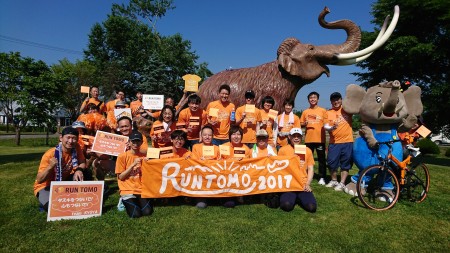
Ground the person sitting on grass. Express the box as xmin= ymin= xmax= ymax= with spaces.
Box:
xmin=116 ymin=130 xmax=154 ymax=218
xmin=33 ymin=127 xmax=89 ymax=212
xmin=277 ymin=128 xmax=317 ymax=213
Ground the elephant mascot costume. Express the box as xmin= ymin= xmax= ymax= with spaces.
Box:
xmin=341 ymin=80 xmax=423 ymax=196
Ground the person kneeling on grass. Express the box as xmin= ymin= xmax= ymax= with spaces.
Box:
xmin=34 ymin=127 xmax=90 ymax=212
xmin=277 ymin=128 xmax=317 ymax=213
xmin=116 ymin=130 xmax=153 ymax=218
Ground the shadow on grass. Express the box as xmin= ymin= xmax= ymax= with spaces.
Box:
xmin=0 ymin=152 xmax=44 ymax=164
xmin=421 ymin=155 xmax=450 ymax=167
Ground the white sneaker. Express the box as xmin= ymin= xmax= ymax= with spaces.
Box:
xmin=326 ymin=180 xmax=338 ymax=188
xmin=334 ymin=182 xmax=345 ymax=191
xmin=318 ymin=178 xmax=326 ymax=186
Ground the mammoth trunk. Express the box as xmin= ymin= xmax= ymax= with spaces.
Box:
xmin=383 ymin=83 xmax=401 ymax=116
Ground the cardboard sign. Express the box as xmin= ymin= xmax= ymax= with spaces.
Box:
xmin=48 ymin=181 xmax=104 ymax=221
xmin=209 ymin=108 xmax=219 ymax=118
xmin=233 ymin=147 xmax=246 ymax=158
xmin=245 ymin=104 xmax=255 ymax=113
xmin=141 ymin=156 xmax=307 ymax=198
xmin=294 ymin=145 xmax=307 ymax=155
xmin=268 ymin=109 xmax=278 ymax=120
xmin=80 ymin=86 xmax=90 ymax=94
xmin=160 ymin=147 xmax=174 ymax=158
xmin=152 ymin=123 xmax=164 ymax=134
xmin=415 ymin=125 xmax=431 ymax=138
xmin=91 ymin=131 xmax=129 ymax=156
xmin=176 ymin=122 xmax=186 ymax=131
xmin=142 ymin=95 xmax=164 ymax=110
xmin=189 ymin=116 xmax=200 ymax=126
xmin=202 ymin=145 xmax=215 ymax=157
xmin=146 ymin=148 xmax=160 ymax=159
xmin=219 ymin=145 xmax=230 ymax=156
xmin=182 ymin=74 xmax=201 ymax=92
xmin=114 ymin=108 xmax=132 ymax=120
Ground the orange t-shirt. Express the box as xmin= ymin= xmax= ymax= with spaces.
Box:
xmin=300 ymin=107 xmax=327 ymax=143
xmin=206 ymin=100 xmax=235 ymax=140
xmin=278 ymin=145 xmax=315 ymax=171
xmin=177 ymin=108 xmax=207 ymax=140
xmin=276 ymin=113 xmax=300 ymax=147
xmin=191 ymin=143 xmax=220 ymax=160
xmin=172 ymin=148 xmax=192 ymax=158
xmin=130 ymin=100 xmax=143 ymax=117
xmin=33 ymin=145 xmax=86 ymax=196
xmin=115 ymin=150 xmax=145 ymax=195
xmin=326 ymin=107 xmax=353 ymax=144
xmin=236 ymin=105 xmax=262 ymax=144
xmin=106 ymin=99 xmax=129 ymax=112
xmin=259 ymin=109 xmax=276 ymax=147
xmin=149 ymin=120 xmax=177 ymax=148
xmin=81 ymin=98 xmax=106 ymax=114
xmin=219 ymin=142 xmax=252 ymax=160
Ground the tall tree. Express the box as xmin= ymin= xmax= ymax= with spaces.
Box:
xmin=84 ymin=0 xmax=211 ymax=102
xmin=0 ymin=52 xmax=61 ymax=145
xmin=51 ymin=59 xmax=97 ymax=121
xmin=353 ymin=0 xmax=450 ymax=135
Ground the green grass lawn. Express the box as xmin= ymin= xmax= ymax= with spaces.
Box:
xmin=0 ymin=142 xmax=449 ymax=252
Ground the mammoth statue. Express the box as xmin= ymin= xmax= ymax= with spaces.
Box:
xmin=197 ymin=6 xmax=400 ymax=112
xmin=342 ymin=80 xmax=423 ymax=196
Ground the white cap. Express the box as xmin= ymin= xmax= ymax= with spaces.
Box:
xmin=289 ymin=128 xmax=303 ymax=136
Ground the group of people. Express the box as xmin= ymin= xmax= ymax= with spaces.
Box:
xmin=34 ymin=84 xmax=355 ymax=218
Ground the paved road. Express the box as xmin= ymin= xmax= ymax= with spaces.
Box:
xmin=0 ymin=133 xmax=60 ymax=139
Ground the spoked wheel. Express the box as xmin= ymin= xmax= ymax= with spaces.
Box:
xmin=405 ymin=163 xmax=430 ymax=203
xmin=356 ymin=165 xmax=400 ymax=211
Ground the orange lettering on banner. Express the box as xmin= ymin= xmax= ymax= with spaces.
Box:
xmin=47 ymin=181 xmax=104 ymax=221
xmin=141 ymin=156 xmax=307 ymax=198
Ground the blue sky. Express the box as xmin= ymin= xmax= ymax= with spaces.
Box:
xmin=0 ymin=0 xmax=386 ymax=110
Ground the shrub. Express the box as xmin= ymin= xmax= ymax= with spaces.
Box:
xmin=417 ymin=138 xmax=440 ymax=155
xmin=445 ymin=148 xmax=450 ymax=157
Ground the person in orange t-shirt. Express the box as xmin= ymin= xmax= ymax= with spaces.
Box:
xmin=34 ymin=127 xmax=88 ymax=212
xmin=106 ymin=100 xmax=127 ymax=133
xmin=150 ymin=105 xmax=177 ymax=148
xmin=106 ymin=90 xmax=129 ymax=113
xmin=324 ymin=92 xmax=353 ymax=191
xmin=277 ymin=128 xmax=316 ymax=213
xmin=206 ymin=84 xmax=235 ymax=145
xmin=130 ymin=91 xmax=149 ymax=118
xmin=116 ymin=130 xmax=153 ymax=218
xmin=177 ymin=94 xmax=207 ymax=150
xmin=277 ymin=99 xmax=300 ymax=148
xmin=259 ymin=96 xmax=277 ymax=148
xmin=300 ymin=91 xmax=327 ymax=185
xmin=236 ymin=90 xmax=262 ymax=148
xmin=219 ymin=125 xmax=252 ymax=161
xmin=79 ymin=86 xmax=106 ymax=114
xmin=169 ymin=130 xmax=192 ymax=159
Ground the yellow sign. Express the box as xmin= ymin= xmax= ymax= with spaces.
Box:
xmin=219 ymin=145 xmax=230 ymax=156
xmin=268 ymin=109 xmax=278 ymax=120
xmin=245 ymin=104 xmax=255 ymax=113
xmin=146 ymin=148 xmax=160 ymax=159
xmin=415 ymin=125 xmax=431 ymax=138
xmin=202 ymin=145 xmax=215 ymax=157
xmin=80 ymin=86 xmax=90 ymax=94
xmin=209 ymin=108 xmax=219 ymax=118
xmin=294 ymin=145 xmax=307 ymax=155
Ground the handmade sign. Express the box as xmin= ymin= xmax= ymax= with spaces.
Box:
xmin=219 ymin=145 xmax=230 ymax=156
xmin=208 ymin=108 xmax=219 ymax=118
xmin=142 ymin=95 xmax=164 ymax=110
xmin=91 ymin=131 xmax=129 ymax=156
xmin=141 ymin=156 xmax=307 ymax=198
xmin=294 ymin=145 xmax=307 ymax=155
xmin=80 ymin=86 xmax=90 ymax=94
xmin=233 ymin=147 xmax=246 ymax=158
xmin=147 ymin=148 xmax=160 ymax=159
xmin=245 ymin=104 xmax=255 ymax=113
xmin=268 ymin=109 xmax=278 ymax=120
xmin=160 ymin=147 xmax=174 ymax=159
xmin=189 ymin=116 xmax=200 ymax=126
xmin=47 ymin=181 xmax=104 ymax=221
xmin=182 ymin=74 xmax=201 ymax=92
xmin=415 ymin=125 xmax=431 ymax=138
xmin=114 ymin=108 xmax=132 ymax=120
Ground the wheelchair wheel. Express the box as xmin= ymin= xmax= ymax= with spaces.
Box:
xmin=405 ymin=163 xmax=430 ymax=203
xmin=356 ymin=165 xmax=400 ymax=211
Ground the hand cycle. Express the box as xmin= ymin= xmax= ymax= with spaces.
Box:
xmin=356 ymin=139 xmax=430 ymax=211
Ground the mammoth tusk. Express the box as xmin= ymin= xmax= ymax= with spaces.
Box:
xmin=335 ymin=5 xmax=399 ymax=61
xmin=335 ymin=14 xmax=390 ymax=66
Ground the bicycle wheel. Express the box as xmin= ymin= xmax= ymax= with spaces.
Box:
xmin=405 ymin=163 xmax=430 ymax=203
xmin=356 ymin=165 xmax=400 ymax=211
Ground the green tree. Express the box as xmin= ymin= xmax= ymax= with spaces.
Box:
xmin=84 ymin=0 xmax=211 ymax=103
xmin=353 ymin=0 xmax=450 ymax=136
xmin=51 ymin=59 xmax=97 ymax=121
xmin=0 ymin=52 xmax=61 ymax=145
